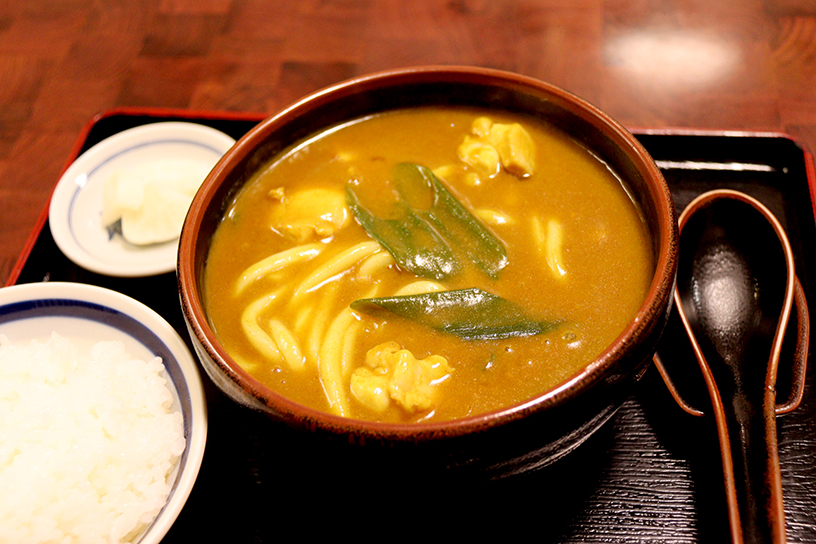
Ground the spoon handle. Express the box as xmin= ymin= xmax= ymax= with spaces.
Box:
xmin=711 ymin=380 xmax=786 ymax=544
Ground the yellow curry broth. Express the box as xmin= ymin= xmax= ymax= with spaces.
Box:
xmin=204 ymin=107 xmax=653 ymax=423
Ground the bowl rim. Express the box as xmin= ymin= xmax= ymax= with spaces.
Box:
xmin=178 ymin=65 xmax=678 ymax=441
xmin=0 ymin=281 xmax=208 ymax=543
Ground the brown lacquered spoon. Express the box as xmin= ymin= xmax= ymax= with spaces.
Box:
xmin=653 ymin=189 xmax=809 ymax=544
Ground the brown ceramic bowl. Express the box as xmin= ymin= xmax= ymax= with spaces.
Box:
xmin=178 ymin=66 xmax=678 ymax=479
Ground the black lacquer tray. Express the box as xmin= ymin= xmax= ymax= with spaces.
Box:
xmin=11 ymin=111 xmax=816 ymax=542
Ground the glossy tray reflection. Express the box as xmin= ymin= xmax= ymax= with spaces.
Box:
xmin=10 ymin=111 xmax=816 ymax=542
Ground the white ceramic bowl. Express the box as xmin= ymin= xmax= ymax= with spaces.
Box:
xmin=0 ymin=281 xmax=207 ymax=543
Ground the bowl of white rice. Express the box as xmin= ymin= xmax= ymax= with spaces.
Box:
xmin=0 ymin=281 xmax=207 ymax=544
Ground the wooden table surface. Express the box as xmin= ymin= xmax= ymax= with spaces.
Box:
xmin=4 ymin=1 xmax=816 ymax=542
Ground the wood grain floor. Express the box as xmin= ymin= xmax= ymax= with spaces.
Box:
xmin=2 ymin=0 xmax=816 ymax=282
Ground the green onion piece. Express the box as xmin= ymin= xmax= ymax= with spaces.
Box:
xmin=346 ymin=185 xmax=459 ymax=280
xmin=394 ymin=163 xmax=508 ymax=278
xmin=346 ymin=163 xmax=507 ymax=280
xmin=350 ymin=287 xmax=560 ymax=340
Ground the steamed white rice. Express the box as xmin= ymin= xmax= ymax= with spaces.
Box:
xmin=0 ymin=332 xmax=186 ymax=544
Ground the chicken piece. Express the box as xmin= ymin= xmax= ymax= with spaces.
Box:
xmin=268 ymin=187 xmax=350 ymax=242
xmin=485 ymin=122 xmax=536 ymax=178
xmin=457 ymin=135 xmax=501 ymax=178
xmin=471 ymin=116 xmax=493 ymax=138
xmin=348 ymin=368 xmax=391 ymax=413
xmin=462 ymin=117 xmax=536 ymax=179
xmin=350 ymin=341 xmax=453 ymax=414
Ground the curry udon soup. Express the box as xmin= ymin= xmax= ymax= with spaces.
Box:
xmin=204 ymin=106 xmax=653 ymax=424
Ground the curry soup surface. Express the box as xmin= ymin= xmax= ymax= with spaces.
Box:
xmin=204 ymin=107 xmax=653 ymax=423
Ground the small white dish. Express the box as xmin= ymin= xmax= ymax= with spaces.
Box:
xmin=49 ymin=122 xmax=235 ymax=277
xmin=0 ymin=281 xmax=207 ymax=544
